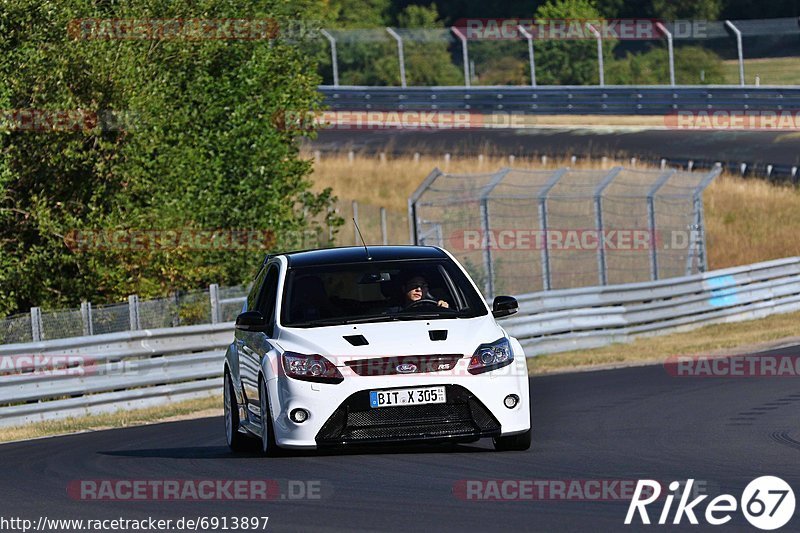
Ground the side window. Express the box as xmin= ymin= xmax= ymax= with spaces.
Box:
xmin=256 ymin=265 xmax=280 ymax=336
xmin=245 ymin=266 xmax=268 ymax=312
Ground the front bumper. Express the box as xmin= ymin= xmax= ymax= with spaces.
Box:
xmin=266 ymin=356 xmax=530 ymax=449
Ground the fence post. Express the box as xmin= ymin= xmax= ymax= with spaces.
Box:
xmin=537 ymin=168 xmax=567 ymax=290
xmin=128 ymin=295 xmax=140 ymax=331
xmin=725 ymin=21 xmax=745 ymax=86
xmin=451 ymin=26 xmax=470 ymax=87
xmin=478 ymin=169 xmax=509 ymax=299
xmin=386 ymin=27 xmax=407 ymax=88
xmin=656 ymin=22 xmax=675 ymax=86
xmin=594 ymin=167 xmax=622 ymax=285
xmin=380 ymin=207 xmax=388 ymax=245
xmin=320 ymin=29 xmax=339 ymax=87
xmin=210 ymin=284 xmax=221 ymax=324
xmin=647 ymin=170 xmax=676 ymax=280
xmin=586 ymin=23 xmax=604 ymax=86
xmin=80 ymin=301 xmax=94 ymax=336
xmin=518 ymin=24 xmax=536 ymax=86
xmin=30 ymin=307 xmax=42 ymax=342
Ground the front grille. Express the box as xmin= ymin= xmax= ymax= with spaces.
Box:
xmin=345 ymin=354 xmax=463 ymax=376
xmin=316 ymin=385 xmax=501 ymax=445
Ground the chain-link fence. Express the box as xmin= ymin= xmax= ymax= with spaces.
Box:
xmin=409 ymin=165 xmax=720 ymax=298
xmin=0 ymin=284 xmax=250 ymax=345
xmin=310 ymin=17 xmax=800 ymax=87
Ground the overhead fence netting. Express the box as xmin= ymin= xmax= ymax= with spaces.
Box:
xmin=410 ymin=165 xmax=720 ymax=298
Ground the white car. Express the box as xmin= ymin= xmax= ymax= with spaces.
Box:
xmin=223 ymin=245 xmax=531 ymax=455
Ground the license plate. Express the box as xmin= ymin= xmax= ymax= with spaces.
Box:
xmin=369 ymin=386 xmax=446 ymax=408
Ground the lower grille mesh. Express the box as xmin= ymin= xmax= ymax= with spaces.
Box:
xmin=316 ymin=385 xmax=500 ymax=445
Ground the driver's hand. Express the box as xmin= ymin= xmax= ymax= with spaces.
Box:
xmin=437 ymin=300 xmax=449 ymax=308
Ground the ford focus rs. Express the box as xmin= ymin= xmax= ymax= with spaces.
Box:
xmin=223 ymin=245 xmax=531 ymax=455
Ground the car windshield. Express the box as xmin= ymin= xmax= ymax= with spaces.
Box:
xmin=281 ymin=259 xmax=488 ymax=327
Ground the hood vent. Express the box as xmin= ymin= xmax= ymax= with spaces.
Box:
xmin=429 ymin=330 xmax=448 ymax=341
xmin=344 ymin=334 xmax=369 ymax=346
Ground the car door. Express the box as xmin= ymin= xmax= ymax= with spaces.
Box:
xmin=239 ymin=263 xmax=280 ymax=417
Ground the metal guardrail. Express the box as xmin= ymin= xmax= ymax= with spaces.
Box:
xmin=1 ymin=257 xmax=799 ymax=427
xmin=320 ymin=86 xmax=800 ymax=114
xmin=505 ymin=256 xmax=800 ymax=354
xmin=0 ymin=323 xmax=233 ymax=427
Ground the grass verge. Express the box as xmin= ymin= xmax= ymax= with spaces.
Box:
xmin=0 ymin=394 xmax=220 ymax=444
xmin=527 ymin=309 xmax=800 ymax=375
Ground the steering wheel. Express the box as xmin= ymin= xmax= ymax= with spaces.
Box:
xmin=405 ymin=298 xmax=440 ymax=309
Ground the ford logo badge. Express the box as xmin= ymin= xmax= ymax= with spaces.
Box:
xmin=396 ymin=363 xmax=417 ymax=374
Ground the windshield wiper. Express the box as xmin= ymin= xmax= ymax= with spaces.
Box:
xmin=288 ymin=314 xmax=398 ymax=327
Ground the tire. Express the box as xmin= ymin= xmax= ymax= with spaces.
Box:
xmin=258 ymin=376 xmax=280 ymax=456
xmin=224 ymin=372 xmax=249 ymax=452
xmin=493 ymin=428 xmax=532 ymax=452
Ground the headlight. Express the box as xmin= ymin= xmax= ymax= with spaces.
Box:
xmin=468 ymin=338 xmax=513 ymax=375
xmin=282 ymin=352 xmax=344 ymax=384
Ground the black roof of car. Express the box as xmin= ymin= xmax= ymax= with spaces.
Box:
xmin=279 ymin=245 xmax=448 ymax=268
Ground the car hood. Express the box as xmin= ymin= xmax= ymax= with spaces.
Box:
xmin=276 ymin=316 xmax=504 ymax=365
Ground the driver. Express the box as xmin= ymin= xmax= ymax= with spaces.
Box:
xmin=402 ymin=275 xmax=449 ymax=309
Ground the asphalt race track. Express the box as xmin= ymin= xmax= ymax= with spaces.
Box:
xmin=2 ymin=346 xmax=800 ymax=532
xmin=312 ymin=128 xmax=800 ymax=168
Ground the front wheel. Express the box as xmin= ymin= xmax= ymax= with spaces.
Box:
xmin=224 ymin=372 xmax=249 ymax=452
xmin=493 ymin=428 xmax=532 ymax=451
xmin=259 ymin=377 xmax=280 ymax=456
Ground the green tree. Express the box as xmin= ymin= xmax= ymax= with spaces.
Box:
xmin=0 ymin=0 xmax=336 ymax=315
xmin=534 ymin=0 xmax=615 ymax=85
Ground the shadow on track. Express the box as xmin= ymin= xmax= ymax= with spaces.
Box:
xmin=99 ymin=441 xmax=497 ymax=459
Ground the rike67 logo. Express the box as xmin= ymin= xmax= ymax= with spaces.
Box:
xmin=626 ymin=477 xmax=795 ymax=530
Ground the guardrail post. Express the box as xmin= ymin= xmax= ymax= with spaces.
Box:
xmin=594 ymin=167 xmax=622 ymax=285
xmin=537 ymin=168 xmax=567 ymax=290
xmin=320 ymin=29 xmax=339 ymax=87
xmin=655 ymin=22 xmax=675 ymax=86
xmin=80 ymin=301 xmax=93 ymax=336
xmin=30 ymin=307 xmax=42 ymax=342
xmin=380 ymin=207 xmax=388 ymax=245
xmin=725 ymin=21 xmax=745 ymax=86
xmin=386 ymin=28 xmax=407 ymax=88
xmin=209 ymin=284 xmax=221 ymax=324
xmin=451 ymin=26 xmax=470 ymax=87
xmin=647 ymin=170 xmax=677 ymax=280
xmin=586 ymin=23 xmax=604 ymax=87
xmin=128 ymin=295 xmax=140 ymax=331
xmin=518 ymin=24 xmax=536 ymax=86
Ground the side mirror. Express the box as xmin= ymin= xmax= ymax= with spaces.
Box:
xmin=235 ymin=310 xmax=268 ymax=331
xmin=492 ymin=296 xmax=518 ymax=318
